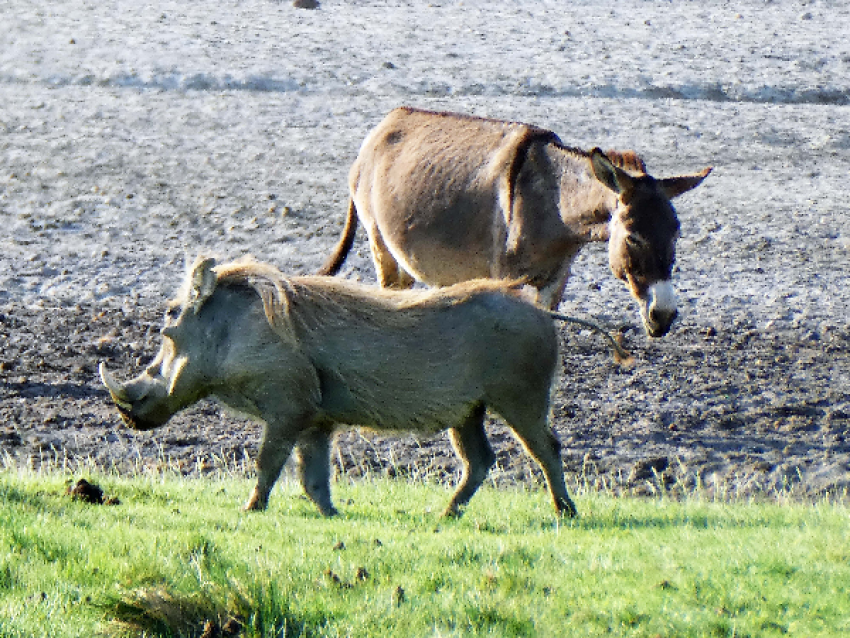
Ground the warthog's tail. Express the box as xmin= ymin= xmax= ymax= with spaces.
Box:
xmin=317 ymin=199 xmax=359 ymax=276
xmin=549 ymin=312 xmax=634 ymax=367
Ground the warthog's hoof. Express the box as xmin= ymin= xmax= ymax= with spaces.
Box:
xmin=440 ymin=505 xmax=464 ymax=519
xmin=243 ymin=491 xmax=268 ymax=512
xmin=557 ymin=498 xmax=578 ymax=518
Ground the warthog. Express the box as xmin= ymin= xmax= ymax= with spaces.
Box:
xmin=320 ymin=107 xmax=712 ymax=337
xmin=100 ymin=257 xmax=579 ymax=518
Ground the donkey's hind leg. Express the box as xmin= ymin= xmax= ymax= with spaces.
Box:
xmin=365 ymin=228 xmax=416 ymax=289
xmin=443 ymin=404 xmax=495 ymax=518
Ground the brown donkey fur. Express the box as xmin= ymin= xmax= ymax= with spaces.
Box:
xmin=321 ymin=107 xmax=711 ymax=337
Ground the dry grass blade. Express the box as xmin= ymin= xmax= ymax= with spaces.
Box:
xmin=549 ymin=311 xmax=634 ymax=367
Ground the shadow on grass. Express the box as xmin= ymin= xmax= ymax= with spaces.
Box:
xmin=567 ymin=497 xmax=796 ymax=532
xmin=100 ymin=582 xmax=322 ymax=638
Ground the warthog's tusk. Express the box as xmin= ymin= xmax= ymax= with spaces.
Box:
xmin=99 ymin=362 xmax=134 ymax=411
xmin=548 ymin=312 xmax=634 ymax=367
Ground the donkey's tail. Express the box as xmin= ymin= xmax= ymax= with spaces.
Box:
xmin=317 ymin=198 xmax=359 ymax=276
xmin=549 ymin=311 xmax=634 ymax=367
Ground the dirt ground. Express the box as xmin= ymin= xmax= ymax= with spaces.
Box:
xmin=2 ymin=1 xmax=850 ymax=506
xmin=2 ymin=296 xmax=848 ymax=504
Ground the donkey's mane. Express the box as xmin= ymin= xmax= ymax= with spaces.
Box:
xmin=549 ymin=144 xmax=648 ymax=175
xmin=601 ymin=149 xmax=647 ymax=175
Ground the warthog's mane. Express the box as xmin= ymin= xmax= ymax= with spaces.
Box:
xmin=210 ymin=259 xmax=526 ymax=345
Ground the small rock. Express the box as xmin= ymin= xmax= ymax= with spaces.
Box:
xmin=221 ymin=617 xmax=243 ymax=636
xmin=630 ymin=457 xmax=669 ymax=482
xmin=293 ymin=0 xmax=320 ymax=9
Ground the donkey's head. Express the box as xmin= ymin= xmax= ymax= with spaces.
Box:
xmin=591 ymin=149 xmax=711 ymax=338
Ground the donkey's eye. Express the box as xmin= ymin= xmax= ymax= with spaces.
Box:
xmin=624 ymin=234 xmax=649 ymax=251
xmin=625 ymin=249 xmax=643 ymax=275
xmin=626 ymin=253 xmax=650 ymax=285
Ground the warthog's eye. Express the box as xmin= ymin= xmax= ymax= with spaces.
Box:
xmin=164 ymin=305 xmax=181 ymax=322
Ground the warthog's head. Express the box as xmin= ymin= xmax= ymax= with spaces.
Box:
xmin=100 ymin=360 xmax=176 ymax=430
xmin=591 ymin=149 xmax=711 ymax=338
xmin=100 ymin=257 xmax=222 ymax=430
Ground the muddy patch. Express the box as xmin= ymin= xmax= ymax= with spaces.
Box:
xmin=2 ymin=301 xmax=848 ymax=503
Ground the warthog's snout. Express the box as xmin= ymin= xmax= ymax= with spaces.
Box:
xmin=99 ymin=363 xmax=133 ymax=411
xmin=99 ymin=362 xmax=171 ymax=431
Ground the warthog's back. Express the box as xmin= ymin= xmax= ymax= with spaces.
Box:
xmin=282 ymin=276 xmax=559 ymax=432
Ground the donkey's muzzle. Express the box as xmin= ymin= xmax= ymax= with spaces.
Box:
xmin=645 ymin=308 xmax=677 ymax=338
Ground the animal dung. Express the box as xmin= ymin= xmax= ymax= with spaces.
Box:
xmin=66 ymin=478 xmax=120 ymax=505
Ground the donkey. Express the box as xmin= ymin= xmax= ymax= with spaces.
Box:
xmin=320 ymin=107 xmax=711 ymax=337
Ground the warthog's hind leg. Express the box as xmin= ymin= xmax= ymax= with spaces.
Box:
xmin=511 ymin=425 xmax=577 ymax=517
xmin=294 ymin=427 xmax=338 ymax=516
xmin=442 ymin=404 xmax=495 ymax=518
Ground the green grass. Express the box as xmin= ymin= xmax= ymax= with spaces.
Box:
xmin=0 ymin=468 xmax=848 ymax=637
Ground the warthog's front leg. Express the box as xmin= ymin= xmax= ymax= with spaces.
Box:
xmin=443 ymin=404 xmax=495 ymax=518
xmin=244 ymin=417 xmax=301 ymax=511
xmin=294 ymin=426 xmax=338 ymax=516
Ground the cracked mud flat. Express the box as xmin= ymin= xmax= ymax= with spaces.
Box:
xmin=1 ymin=0 xmax=849 ymax=503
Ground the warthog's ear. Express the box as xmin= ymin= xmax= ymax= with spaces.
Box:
xmin=658 ymin=166 xmax=713 ymax=199
xmin=590 ymin=147 xmax=635 ymax=195
xmin=188 ymin=256 xmax=218 ymax=313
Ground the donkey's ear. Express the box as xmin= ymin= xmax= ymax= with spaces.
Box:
xmin=590 ymin=148 xmax=635 ymax=194
xmin=188 ymin=256 xmax=218 ymax=313
xmin=658 ymin=166 xmax=712 ymax=199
